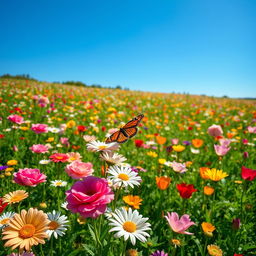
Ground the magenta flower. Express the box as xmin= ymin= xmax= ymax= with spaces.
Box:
xmin=207 ymin=124 xmax=223 ymax=137
xmin=214 ymin=144 xmax=231 ymax=156
xmin=150 ymin=250 xmax=168 ymax=256
xmin=165 ymin=212 xmax=195 ymax=235
xmin=7 ymin=114 xmax=24 ymax=124
xmin=31 ymin=124 xmax=48 ymax=134
xmin=13 ymin=168 xmax=47 ymax=187
xmin=65 ymin=160 xmax=94 ymax=179
xmin=66 ymin=176 xmax=114 ymax=218
xmin=29 ymin=144 xmax=49 ymax=154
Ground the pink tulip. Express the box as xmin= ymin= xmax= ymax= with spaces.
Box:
xmin=171 ymin=138 xmax=179 ymax=145
xmin=13 ymin=168 xmax=47 ymax=187
xmin=31 ymin=124 xmax=48 ymax=134
xmin=207 ymin=124 xmax=223 ymax=137
xmin=66 ymin=176 xmax=114 ymax=218
xmin=7 ymin=115 xmax=24 ymax=124
xmin=165 ymin=212 xmax=195 ymax=235
xmin=29 ymin=144 xmax=49 ymax=154
xmin=214 ymin=144 xmax=231 ymax=156
xmin=65 ymin=160 xmax=94 ymax=179
xmin=219 ymin=139 xmax=231 ymax=147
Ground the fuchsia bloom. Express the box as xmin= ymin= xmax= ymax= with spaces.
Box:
xmin=66 ymin=176 xmax=114 ymax=218
xmin=7 ymin=114 xmax=24 ymax=124
xmin=241 ymin=166 xmax=256 ymax=181
xmin=214 ymin=144 xmax=231 ymax=156
xmin=31 ymin=124 xmax=48 ymax=134
xmin=65 ymin=160 xmax=94 ymax=179
xmin=207 ymin=124 xmax=223 ymax=137
xmin=29 ymin=144 xmax=49 ymax=154
xmin=50 ymin=153 xmax=69 ymax=163
xmin=13 ymin=168 xmax=47 ymax=187
xmin=165 ymin=212 xmax=195 ymax=235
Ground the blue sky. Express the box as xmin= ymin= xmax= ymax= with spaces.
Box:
xmin=0 ymin=0 xmax=255 ymax=97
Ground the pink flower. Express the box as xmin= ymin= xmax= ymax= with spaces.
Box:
xmin=214 ymin=145 xmax=231 ymax=156
xmin=248 ymin=126 xmax=256 ymax=134
xmin=31 ymin=124 xmax=48 ymax=134
xmin=207 ymin=124 xmax=223 ymax=137
xmin=165 ymin=212 xmax=195 ymax=235
xmin=66 ymin=176 xmax=114 ymax=218
xmin=29 ymin=144 xmax=49 ymax=154
xmin=219 ymin=139 xmax=231 ymax=147
xmin=60 ymin=137 xmax=70 ymax=146
xmin=38 ymin=96 xmax=49 ymax=105
xmin=171 ymin=138 xmax=179 ymax=145
xmin=7 ymin=115 xmax=24 ymax=124
xmin=50 ymin=153 xmax=69 ymax=163
xmin=65 ymin=160 xmax=94 ymax=179
xmin=170 ymin=161 xmax=187 ymax=173
xmin=13 ymin=168 xmax=47 ymax=187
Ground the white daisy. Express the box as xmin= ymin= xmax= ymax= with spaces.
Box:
xmin=46 ymin=210 xmax=69 ymax=239
xmin=50 ymin=180 xmax=67 ymax=187
xmin=108 ymin=207 xmax=151 ymax=245
xmin=48 ymin=127 xmax=61 ymax=133
xmin=86 ymin=140 xmax=119 ymax=152
xmin=39 ymin=159 xmax=51 ymax=164
xmin=107 ymin=165 xmax=142 ymax=188
xmin=100 ymin=152 xmax=127 ymax=165
xmin=0 ymin=211 xmax=15 ymax=229
xmin=191 ymin=147 xmax=200 ymax=154
xmin=61 ymin=201 xmax=68 ymax=210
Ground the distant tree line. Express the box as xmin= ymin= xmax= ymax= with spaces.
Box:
xmin=0 ymin=74 xmax=129 ymax=90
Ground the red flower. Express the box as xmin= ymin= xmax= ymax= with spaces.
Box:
xmin=135 ymin=139 xmax=144 ymax=148
xmin=0 ymin=134 xmax=4 ymax=139
xmin=177 ymin=183 xmax=197 ymax=199
xmin=77 ymin=125 xmax=87 ymax=132
xmin=241 ymin=166 xmax=256 ymax=181
xmin=101 ymin=126 xmax=106 ymax=132
xmin=0 ymin=198 xmax=8 ymax=214
xmin=234 ymin=254 xmax=243 ymax=256
xmin=50 ymin=153 xmax=69 ymax=163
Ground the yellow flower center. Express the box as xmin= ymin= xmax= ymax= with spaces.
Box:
xmin=56 ymin=156 xmax=64 ymax=160
xmin=56 ymin=181 xmax=63 ymax=186
xmin=10 ymin=195 xmax=24 ymax=203
xmin=118 ymin=173 xmax=129 ymax=181
xmin=19 ymin=224 xmax=36 ymax=238
xmin=69 ymin=157 xmax=76 ymax=161
xmin=123 ymin=221 xmax=136 ymax=233
xmin=0 ymin=218 xmax=10 ymax=225
xmin=48 ymin=220 xmax=60 ymax=230
xmin=99 ymin=145 xmax=107 ymax=150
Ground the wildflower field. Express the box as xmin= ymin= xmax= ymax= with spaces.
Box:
xmin=0 ymin=78 xmax=256 ymax=256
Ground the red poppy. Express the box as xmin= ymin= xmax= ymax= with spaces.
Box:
xmin=241 ymin=166 xmax=256 ymax=181
xmin=77 ymin=125 xmax=87 ymax=132
xmin=101 ymin=126 xmax=106 ymax=132
xmin=176 ymin=183 xmax=197 ymax=199
xmin=0 ymin=134 xmax=4 ymax=139
xmin=0 ymin=198 xmax=8 ymax=214
xmin=135 ymin=140 xmax=144 ymax=148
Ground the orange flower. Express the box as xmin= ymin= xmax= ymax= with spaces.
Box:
xmin=156 ymin=136 xmax=166 ymax=145
xmin=201 ymin=222 xmax=216 ymax=236
xmin=200 ymin=167 xmax=210 ymax=179
xmin=204 ymin=186 xmax=215 ymax=195
xmin=123 ymin=195 xmax=143 ymax=209
xmin=156 ymin=176 xmax=171 ymax=190
xmin=192 ymin=139 xmax=204 ymax=148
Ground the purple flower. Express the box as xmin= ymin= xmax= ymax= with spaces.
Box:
xmin=183 ymin=141 xmax=191 ymax=146
xmin=232 ymin=218 xmax=241 ymax=230
xmin=150 ymin=250 xmax=168 ymax=256
xmin=0 ymin=165 xmax=9 ymax=171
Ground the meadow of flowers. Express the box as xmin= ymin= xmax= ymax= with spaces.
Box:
xmin=0 ymin=78 xmax=256 ymax=256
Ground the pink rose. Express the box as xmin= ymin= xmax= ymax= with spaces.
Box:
xmin=7 ymin=115 xmax=24 ymax=124
xmin=207 ymin=124 xmax=223 ymax=137
xmin=65 ymin=160 xmax=94 ymax=179
xmin=29 ymin=144 xmax=49 ymax=154
xmin=66 ymin=176 xmax=114 ymax=218
xmin=13 ymin=168 xmax=47 ymax=187
xmin=31 ymin=124 xmax=48 ymax=134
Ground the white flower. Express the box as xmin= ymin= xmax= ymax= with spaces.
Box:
xmin=86 ymin=140 xmax=119 ymax=152
xmin=39 ymin=159 xmax=51 ymax=164
xmin=145 ymin=141 xmax=156 ymax=146
xmin=48 ymin=127 xmax=61 ymax=133
xmin=100 ymin=152 xmax=127 ymax=165
xmin=191 ymin=148 xmax=200 ymax=154
xmin=46 ymin=210 xmax=69 ymax=239
xmin=50 ymin=180 xmax=67 ymax=187
xmin=0 ymin=212 xmax=15 ymax=229
xmin=61 ymin=201 xmax=68 ymax=210
xmin=107 ymin=165 xmax=141 ymax=189
xmin=108 ymin=208 xmax=151 ymax=245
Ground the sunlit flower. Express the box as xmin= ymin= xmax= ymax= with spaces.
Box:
xmin=207 ymin=244 xmax=223 ymax=256
xmin=87 ymin=140 xmax=119 ymax=152
xmin=156 ymin=176 xmax=171 ymax=190
xmin=172 ymin=145 xmax=185 ymax=152
xmin=203 ymin=186 xmax=215 ymax=195
xmin=205 ymin=168 xmax=229 ymax=181
xmin=201 ymin=222 xmax=215 ymax=236
xmin=108 ymin=207 xmax=151 ymax=245
xmin=100 ymin=152 xmax=127 ymax=165
xmin=6 ymin=160 xmax=18 ymax=166
xmin=123 ymin=195 xmax=143 ymax=209
xmin=2 ymin=208 xmax=49 ymax=251
xmin=3 ymin=190 xmax=28 ymax=204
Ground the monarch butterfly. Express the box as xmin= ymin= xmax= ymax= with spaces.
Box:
xmin=105 ymin=114 xmax=144 ymax=144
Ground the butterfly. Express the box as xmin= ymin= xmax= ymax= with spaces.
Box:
xmin=105 ymin=114 xmax=144 ymax=144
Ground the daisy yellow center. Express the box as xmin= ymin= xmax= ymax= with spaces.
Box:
xmin=19 ymin=224 xmax=36 ymax=238
xmin=0 ymin=218 xmax=10 ymax=225
xmin=10 ymin=195 xmax=24 ymax=203
xmin=123 ymin=221 xmax=137 ymax=233
xmin=69 ymin=157 xmax=76 ymax=161
xmin=99 ymin=145 xmax=107 ymax=150
xmin=56 ymin=181 xmax=63 ymax=186
xmin=48 ymin=220 xmax=60 ymax=230
xmin=118 ymin=173 xmax=129 ymax=181
xmin=56 ymin=156 xmax=64 ymax=160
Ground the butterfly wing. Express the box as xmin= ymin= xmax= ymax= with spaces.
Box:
xmin=123 ymin=127 xmax=137 ymax=138
xmin=116 ymin=130 xmax=129 ymax=143
xmin=105 ymin=130 xmax=120 ymax=144
xmin=123 ymin=114 xmax=144 ymax=129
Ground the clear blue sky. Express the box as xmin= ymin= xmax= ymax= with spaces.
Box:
xmin=0 ymin=0 xmax=255 ymax=98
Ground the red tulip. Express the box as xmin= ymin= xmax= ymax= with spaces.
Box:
xmin=0 ymin=198 xmax=8 ymax=214
xmin=241 ymin=166 xmax=256 ymax=181
xmin=177 ymin=183 xmax=197 ymax=199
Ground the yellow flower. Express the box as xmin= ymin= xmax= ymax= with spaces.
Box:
xmin=46 ymin=137 xmax=54 ymax=142
xmin=158 ymin=158 xmax=166 ymax=165
xmin=171 ymin=239 xmax=181 ymax=247
xmin=6 ymin=160 xmax=18 ymax=166
xmin=77 ymin=216 xmax=86 ymax=225
xmin=185 ymin=161 xmax=193 ymax=167
xmin=205 ymin=168 xmax=229 ymax=181
xmin=201 ymin=222 xmax=215 ymax=236
xmin=20 ymin=126 xmax=29 ymax=131
xmin=207 ymin=244 xmax=223 ymax=256
xmin=39 ymin=202 xmax=47 ymax=208
xmin=147 ymin=151 xmax=158 ymax=158
xmin=66 ymin=120 xmax=76 ymax=128
xmin=5 ymin=172 xmax=11 ymax=177
xmin=172 ymin=145 xmax=185 ymax=152
xmin=125 ymin=249 xmax=139 ymax=256
xmin=234 ymin=180 xmax=243 ymax=184
xmin=123 ymin=195 xmax=143 ymax=209
xmin=5 ymin=168 xmax=14 ymax=172
xmin=3 ymin=190 xmax=28 ymax=204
